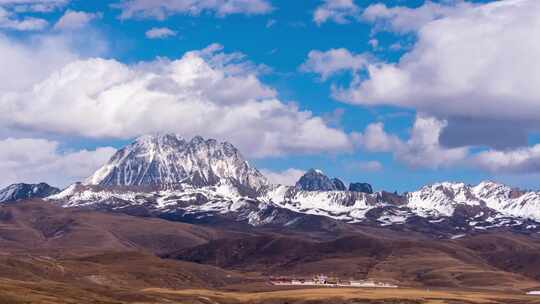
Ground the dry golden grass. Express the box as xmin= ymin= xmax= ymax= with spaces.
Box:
xmin=4 ymin=281 xmax=540 ymax=304
xmin=144 ymin=286 xmax=540 ymax=304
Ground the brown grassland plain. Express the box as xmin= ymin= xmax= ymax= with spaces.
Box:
xmin=2 ymin=281 xmax=540 ymax=304
xmin=2 ymin=202 xmax=540 ymax=303
xmin=143 ymin=286 xmax=540 ymax=304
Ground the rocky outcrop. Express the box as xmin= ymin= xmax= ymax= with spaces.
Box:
xmin=295 ymin=169 xmax=337 ymax=191
xmin=332 ymin=178 xmax=347 ymax=191
xmin=349 ymin=182 xmax=373 ymax=194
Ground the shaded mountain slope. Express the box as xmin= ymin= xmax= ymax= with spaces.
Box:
xmin=0 ymin=200 xmax=239 ymax=256
xmin=167 ymin=232 xmax=540 ymax=291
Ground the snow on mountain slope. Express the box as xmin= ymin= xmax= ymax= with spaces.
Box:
xmin=472 ymin=181 xmax=540 ymax=220
xmin=0 ymin=183 xmax=60 ymax=203
xmin=50 ymin=135 xmax=279 ymax=226
xmin=405 ymin=181 xmax=540 ymax=222
xmin=263 ymin=177 xmax=540 ymax=228
xmin=86 ymin=134 xmax=268 ymax=194
xmin=263 ymin=185 xmax=383 ymax=223
xmin=48 ymin=182 xmax=283 ymax=226
xmin=46 ymin=135 xmax=540 ymax=231
xmin=406 ymin=182 xmax=484 ymax=217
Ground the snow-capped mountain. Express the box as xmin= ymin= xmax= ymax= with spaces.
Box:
xmin=0 ymin=183 xmax=60 ymax=203
xmin=295 ymin=169 xmax=345 ymax=191
xmin=47 ymin=134 xmax=540 ymax=233
xmin=264 ymin=184 xmax=381 ymax=223
xmin=48 ymin=182 xmax=290 ymax=226
xmin=264 ymin=179 xmax=540 ymax=231
xmin=86 ymin=134 xmax=268 ymax=195
xmin=408 ymin=181 xmax=540 ymax=222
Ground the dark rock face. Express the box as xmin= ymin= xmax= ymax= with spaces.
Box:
xmin=349 ymin=182 xmax=373 ymax=194
xmin=295 ymin=171 xmax=371 ymax=193
xmin=295 ymin=169 xmax=337 ymax=191
xmin=377 ymin=191 xmax=406 ymax=205
xmin=331 ymin=178 xmax=347 ymax=191
xmin=0 ymin=183 xmax=60 ymax=203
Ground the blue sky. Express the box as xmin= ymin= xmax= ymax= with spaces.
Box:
xmin=1 ymin=0 xmax=539 ymax=191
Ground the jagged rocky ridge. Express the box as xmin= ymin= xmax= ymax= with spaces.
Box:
xmin=86 ymin=134 xmax=268 ymax=196
xmin=0 ymin=183 xmax=60 ymax=203
xmin=296 ymin=169 xmax=343 ymax=191
xmin=47 ymin=134 xmax=540 ymax=233
xmin=349 ymin=182 xmax=373 ymax=194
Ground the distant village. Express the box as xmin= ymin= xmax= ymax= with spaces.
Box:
xmin=270 ymin=275 xmax=398 ymax=288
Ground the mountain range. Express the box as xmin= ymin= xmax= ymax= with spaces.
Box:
xmin=0 ymin=133 xmax=533 ymax=236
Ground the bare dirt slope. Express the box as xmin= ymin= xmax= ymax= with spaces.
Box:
xmin=168 ymin=233 xmax=540 ymax=291
xmin=0 ymin=200 xmax=242 ymax=256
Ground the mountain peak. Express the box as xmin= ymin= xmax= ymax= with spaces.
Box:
xmin=349 ymin=182 xmax=373 ymax=194
xmin=134 ymin=133 xmax=183 ymax=145
xmin=296 ymin=169 xmax=338 ymax=191
xmin=0 ymin=183 xmax=60 ymax=203
xmin=85 ymin=134 xmax=268 ymax=193
xmin=304 ymin=168 xmax=324 ymax=175
xmin=190 ymin=135 xmax=206 ymax=144
xmin=475 ymin=180 xmax=506 ymax=189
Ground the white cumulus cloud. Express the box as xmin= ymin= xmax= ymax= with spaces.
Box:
xmin=300 ymin=48 xmax=368 ymax=80
xmin=0 ymin=137 xmax=116 ymax=188
xmin=361 ymin=1 xmax=475 ymax=33
xmin=54 ymin=10 xmax=101 ymax=30
xmin=0 ymin=44 xmax=354 ymax=158
xmin=336 ymin=0 xmax=540 ymax=125
xmin=474 ymin=145 xmax=540 ymax=173
xmin=355 ymin=115 xmax=469 ymax=169
xmin=0 ymin=6 xmax=47 ymax=30
xmin=352 ymin=160 xmax=382 ymax=172
xmin=145 ymin=27 xmax=176 ymax=39
xmin=0 ymin=0 xmax=68 ymax=12
xmin=115 ymin=0 xmax=273 ymax=20
xmin=313 ymin=0 xmax=359 ymax=25
xmin=260 ymin=168 xmax=305 ymax=186
xmin=0 ymin=34 xmax=77 ymax=91
xmin=307 ymin=0 xmax=540 ymax=174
